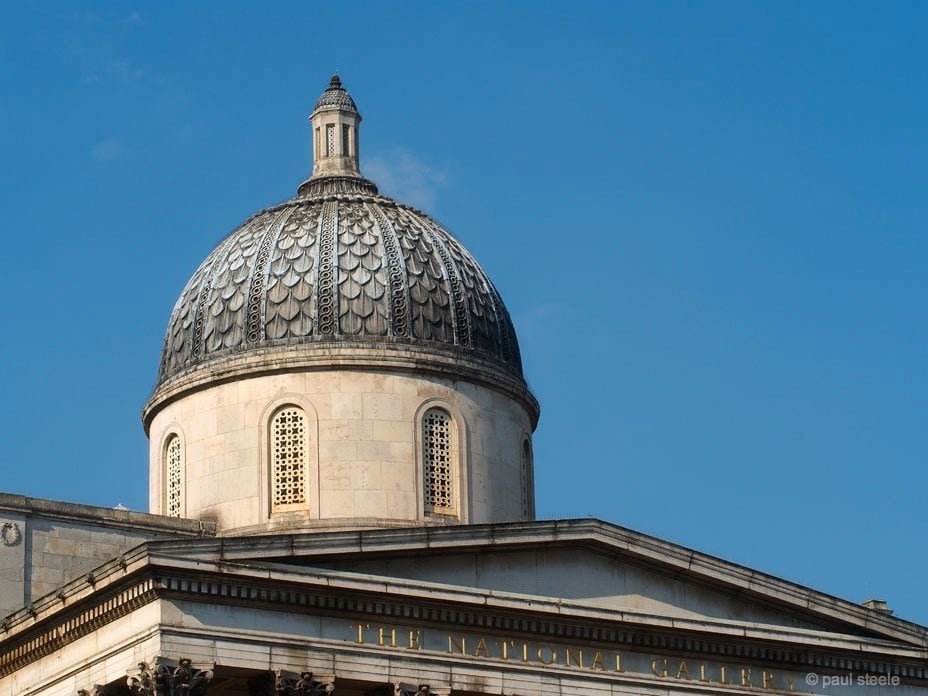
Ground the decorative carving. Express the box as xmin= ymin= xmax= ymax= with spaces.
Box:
xmin=157 ymin=196 xmax=525 ymax=385
xmin=204 ymin=212 xmax=273 ymax=355
xmin=439 ymin=230 xmax=500 ymax=357
xmin=126 ymin=658 xmax=213 ymax=696
xmin=317 ymin=201 xmax=338 ymax=335
xmin=337 ymin=203 xmax=388 ymax=336
xmin=298 ymin=175 xmax=378 ymax=197
xmin=264 ymin=205 xmax=320 ymax=341
xmin=418 ymin=218 xmax=470 ymax=347
xmin=272 ymin=671 xmax=334 ymax=695
xmin=368 ymin=202 xmax=410 ymax=337
xmin=389 ymin=206 xmax=453 ymax=343
xmin=487 ymin=280 xmax=522 ymax=373
xmin=161 ymin=236 xmax=228 ymax=375
xmin=246 ymin=208 xmax=295 ymax=343
xmin=0 ymin=522 xmax=21 ymax=547
xmin=395 ymin=684 xmax=429 ymax=696
xmin=312 ymin=74 xmax=358 ymax=114
xmin=190 ymin=275 xmax=214 ymax=361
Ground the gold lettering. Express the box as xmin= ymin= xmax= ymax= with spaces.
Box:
xmin=353 ymin=622 xmax=798 ymax=692
xmin=564 ymin=648 xmax=583 ymax=669
xmin=448 ymin=634 xmax=466 ymax=655
xmin=495 ymin=640 xmax=514 ymax=660
xmin=614 ymin=653 xmax=625 ymax=673
xmin=536 ymin=646 xmax=557 ymax=665
xmin=377 ymin=627 xmax=397 ymax=647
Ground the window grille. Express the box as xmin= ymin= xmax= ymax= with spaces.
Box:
xmin=423 ymin=408 xmax=456 ymax=515
xmin=326 ymin=124 xmax=336 ymax=157
xmin=165 ymin=435 xmax=183 ymax=518
xmin=342 ymin=124 xmax=350 ymax=156
xmin=521 ymin=438 xmax=532 ymax=518
xmin=271 ymin=407 xmax=307 ymax=511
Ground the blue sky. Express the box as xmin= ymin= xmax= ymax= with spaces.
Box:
xmin=1 ymin=3 xmax=925 ymax=622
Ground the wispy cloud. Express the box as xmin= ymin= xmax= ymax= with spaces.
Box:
xmin=515 ymin=302 xmax=570 ymax=333
xmin=72 ymin=11 xmax=145 ymax=85
xmin=363 ymin=149 xmax=447 ymax=211
xmin=91 ymin=136 xmax=126 ymax=162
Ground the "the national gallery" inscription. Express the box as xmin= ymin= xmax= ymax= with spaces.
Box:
xmin=350 ymin=622 xmax=802 ymax=692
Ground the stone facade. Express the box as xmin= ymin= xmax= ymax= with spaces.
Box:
xmin=148 ymin=367 xmax=534 ymax=532
xmin=3 ymin=522 xmax=927 ymax=696
xmin=0 ymin=494 xmax=210 ymax=616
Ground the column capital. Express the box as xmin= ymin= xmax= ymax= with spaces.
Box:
xmin=256 ymin=670 xmax=335 ymax=696
xmin=395 ymin=684 xmax=431 ymax=696
xmin=126 ymin=657 xmax=214 ymax=696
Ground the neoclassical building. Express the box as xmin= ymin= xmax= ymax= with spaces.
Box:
xmin=1 ymin=76 xmax=926 ymax=696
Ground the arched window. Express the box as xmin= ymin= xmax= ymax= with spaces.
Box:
xmin=422 ymin=407 xmax=457 ymax=516
xmin=270 ymin=406 xmax=308 ymax=513
xmin=164 ymin=434 xmax=184 ymax=518
xmin=521 ymin=437 xmax=534 ymax=519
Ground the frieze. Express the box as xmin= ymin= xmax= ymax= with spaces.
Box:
xmin=347 ymin=621 xmax=911 ymax=696
xmin=3 ymin=571 xmax=926 ymax=685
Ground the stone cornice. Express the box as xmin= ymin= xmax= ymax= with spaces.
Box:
xmin=141 ymin=519 xmax=928 ymax=648
xmin=143 ymin=342 xmax=540 ymax=432
xmin=2 ymin=554 xmax=927 ymax=682
xmin=0 ymin=492 xmax=214 ymax=537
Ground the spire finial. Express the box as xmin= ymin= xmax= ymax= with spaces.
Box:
xmin=298 ymin=74 xmax=379 ymax=196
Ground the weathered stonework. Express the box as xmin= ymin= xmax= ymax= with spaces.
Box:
xmin=147 ymin=368 xmax=534 ymax=532
xmin=0 ymin=494 xmax=211 ymax=616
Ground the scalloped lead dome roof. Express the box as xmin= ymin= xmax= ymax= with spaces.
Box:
xmin=156 ymin=76 xmax=525 ymax=389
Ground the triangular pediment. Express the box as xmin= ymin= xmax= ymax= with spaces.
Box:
xmin=150 ymin=519 xmax=926 ymax=650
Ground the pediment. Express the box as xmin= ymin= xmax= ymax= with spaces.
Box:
xmin=306 ymin=544 xmax=833 ymax=628
xmin=151 ymin=519 xmax=926 ymax=649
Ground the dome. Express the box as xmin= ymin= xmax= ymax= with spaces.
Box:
xmin=157 ymin=191 xmax=524 ymax=381
xmin=312 ymin=74 xmax=358 ymax=113
xmin=144 ymin=76 xmax=538 ymax=531
xmin=147 ymin=76 xmax=535 ymax=427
